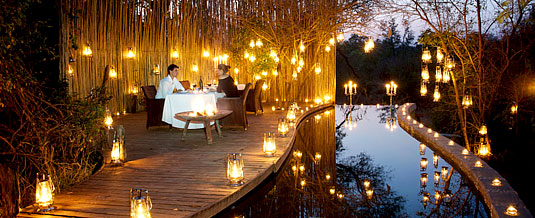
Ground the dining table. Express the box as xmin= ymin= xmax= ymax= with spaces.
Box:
xmin=162 ymin=90 xmax=225 ymax=129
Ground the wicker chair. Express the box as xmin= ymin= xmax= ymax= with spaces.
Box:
xmin=246 ymin=79 xmax=265 ymax=115
xmin=141 ymin=85 xmax=168 ymax=129
xmin=216 ymin=83 xmax=252 ymax=130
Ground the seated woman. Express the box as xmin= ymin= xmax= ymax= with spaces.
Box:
xmin=216 ymin=64 xmax=239 ymax=97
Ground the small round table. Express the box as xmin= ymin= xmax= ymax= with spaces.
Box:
xmin=174 ymin=110 xmax=233 ymax=144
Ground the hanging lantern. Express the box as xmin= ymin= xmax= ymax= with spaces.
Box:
xmin=337 ymin=32 xmax=345 ymax=41
xmin=364 ymin=38 xmax=375 ymax=53
xmin=421 ymin=65 xmax=430 ymax=81
xmin=226 ymin=153 xmax=244 ymax=185
xmin=298 ymin=58 xmax=304 ymax=67
xmin=435 ymin=66 xmax=442 ymax=83
xmin=436 ymin=47 xmax=444 ymax=63
xmin=299 ymin=41 xmax=305 ymax=52
xmin=202 ymin=50 xmax=210 ymax=57
xmin=422 ymin=48 xmax=432 ymax=63
xmin=82 ymin=44 xmax=92 ymax=56
xmin=66 ymin=65 xmax=74 ymax=77
xmin=35 ymin=173 xmax=55 ymax=211
xmin=325 ymin=45 xmax=331 ymax=52
xmin=420 ymin=82 xmax=427 ymax=96
xmin=433 ymin=153 xmax=439 ymax=168
xmin=434 ymin=171 xmax=440 ymax=185
xmin=441 ymin=166 xmax=449 ymax=180
xmin=278 ymin=118 xmax=289 ymax=136
xmin=109 ymin=65 xmax=117 ymax=79
xmin=171 ymin=50 xmax=179 ymax=58
xmin=420 ymin=143 xmax=426 ymax=155
xmin=433 ymin=85 xmax=441 ymax=102
xmin=329 ymin=37 xmax=336 ymax=45
xmin=126 ymin=47 xmax=135 ymax=58
xmin=423 ymin=192 xmax=430 ymax=208
xmin=479 ymin=125 xmax=488 ymax=135
xmin=255 ymin=39 xmax=263 ymax=47
xmin=420 ymin=158 xmax=428 ymax=171
xmin=315 ymin=63 xmax=321 ymax=74
xmin=511 ymin=104 xmax=518 ymax=114
xmin=130 ymin=188 xmax=152 ymax=218
xmin=366 ymin=189 xmax=374 ymax=199
xmin=263 ymin=132 xmax=276 ymax=156
xmin=314 ymin=152 xmax=322 ymax=162
xmin=152 ymin=64 xmax=160 ymax=75
xmin=446 ymin=56 xmax=455 ymax=69
xmin=442 ymin=70 xmax=450 ymax=83
xmin=244 ymin=52 xmax=250 ymax=59
xmin=249 ymin=39 xmax=255 ymax=48
xmin=477 ymin=138 xmax=491 ymax=156
xmin=420 ymin=173 xmax=428 ymax=188
xmin=462 ymin=94 xmax=473 ymax=108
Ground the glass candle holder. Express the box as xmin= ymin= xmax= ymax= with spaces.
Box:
xmin=130 ymin=188 xmax=152 ymax=218
xmin=36 ymin=173 xmax=55 ymax=211
xmin=226 ymin=153 xmax=244 ymax=186
xmin=277 ymin=118 xmax=289 ymax=136
xmin=111 ymin=126 xmax=126 ymax=165
xmin=263 ymin=132 xmax=276 ymax=156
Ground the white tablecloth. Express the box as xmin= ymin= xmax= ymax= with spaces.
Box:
xmin=162 ymin=92 xmax=222 ymax=129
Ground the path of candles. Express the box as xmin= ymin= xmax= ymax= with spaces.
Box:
xmin=18 ymin=104 xmax=331 ymax=218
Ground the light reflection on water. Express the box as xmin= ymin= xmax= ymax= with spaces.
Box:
xmin=216 ymin=105 xmax=488 ymax=218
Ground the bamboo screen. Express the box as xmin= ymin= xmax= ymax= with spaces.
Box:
xmin=59 ymin=0 xmax=340 ymax=114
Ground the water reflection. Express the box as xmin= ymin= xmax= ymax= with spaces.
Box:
xmin=216 ymin=106 xmax=489 ymax=217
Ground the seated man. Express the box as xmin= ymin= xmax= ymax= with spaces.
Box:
xmin=216 ymin=64 xmax=239 ymax=97
xmin=156 ymin=64 xmax=185 ymax=99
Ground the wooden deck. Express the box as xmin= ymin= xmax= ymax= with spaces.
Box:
xmin=17 ymin=106 xmax=321 ymax=218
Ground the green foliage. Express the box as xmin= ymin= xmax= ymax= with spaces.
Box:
xmin=228 ymin=27 xmax=278 ymax=76
xmin=0 ymin=0 xmax=109 ymax=215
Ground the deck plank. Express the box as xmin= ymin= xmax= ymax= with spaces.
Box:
xmin=17 ymin=107 xmax=307 ymax=218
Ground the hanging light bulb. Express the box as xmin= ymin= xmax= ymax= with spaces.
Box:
xmin=422 ymin=47 xmax=432 ymax=63
xmin=249 ymin=39 xmax=255 ymax=48
xmin=291 ymin=56 xmax=297 ymax=65
xmin=325 ymin=45 xmax=331 ymax=52
xmin=421 ymin=65 xmax=430 ymax=81
xmin=202 ymin=50 xmax=210 ymax=57
xmin=433 ymin=85 xmax=441 ymax=102
xmin=299 ymin=41 xmax=305 ymax=52
xmin=364 ymin=38 xmax=374 ymax=53
xmin=67 ymin=65 xmax=74 ymax=76
xmin=435 ymin=66 xmax=442 ymax=83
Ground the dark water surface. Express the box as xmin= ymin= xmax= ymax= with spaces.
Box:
xmin=217 ymin=105 xmax=489 ymax=217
